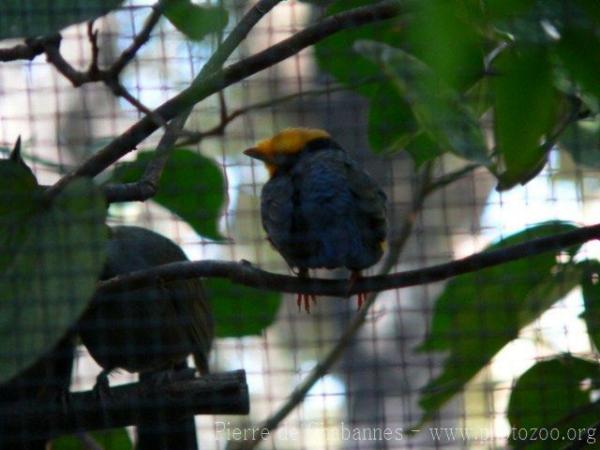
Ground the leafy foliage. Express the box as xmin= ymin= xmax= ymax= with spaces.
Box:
xmin=52 ymin=429 xmax=133 ymax=450
xmin=316 ymin=0 xmax=599 ymax=188
xmin=0 ymin=173 xmax=107 ymax=383
xmin=205 ymin=279 xmax=281 ymax=338
xmin=164 ymin=0 xmax=228 ymax=41
xmin=416 ymin=221 xmax=581 ymax=422
xmin=356 ymin=42 xmax=489 ymax=164
xmin=507 ymin=355 xmax=599 ymax=450
xmin=559 ymin=118 xmax=600 ymax=168
xmin=0 ymin=0 xmax=123 ymax=39
xmin=580 ymin=260 xmax=600 ymax=352
xmin=111 ymin=149 xmax=227 ymax=241
xmin=492 ymin=46 xmax=560 ymax=190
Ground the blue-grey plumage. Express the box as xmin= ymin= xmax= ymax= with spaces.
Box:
xmin=245 ymin=128 xmax=387 ymax=311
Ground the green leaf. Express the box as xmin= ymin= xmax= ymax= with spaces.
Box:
xmin=580 ymin=260 xmax=600 ymax=352
xmin=483 ymin=0 xmax=536 ymax=19
xmin=0 ymin=178 xmax=108 ymax=383
xmin=314 ymin=0 xmax=403 ymax=97
xmin=205 ymin=279 xmax=281 ymax=337
xmin=487 ymin=0 xmax=568 ymax=45
xmin=356 ymin=42 xmax=489 ymax=164
xmin=52 ymin=429 xmax=133 ymax=450
xmin=164 ymin=0 xmax=228 ymax=41
xmin=576 ymin=0 xmax=600 ymax=24
xmin=111 ymin=149 xmax=226 ymax=241
xmin=555 ymin=27 xmax=600 ymax=101
xmin=367 ymin=83 xmax=418 ymax=154
xmin=507 ymin=355 xmax=599 ymax=450
xmin=407 ymin=0 xmax=485 ymax=91
xmin=559 ymin=118 xmax=600 ymax=168
xmin=0 ymin=0 xmax=123 ymax=39
xmin=416 ymin=221 xmax=581 ymax=424
xmin=493 ymin=46 xmax=560 ymax=190
xmin=0 ymin=147 xmax=41 ymax=224
xmin=404 ymin=133 xmax=444 ymax=168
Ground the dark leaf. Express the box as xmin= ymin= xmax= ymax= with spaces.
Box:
xmin=507 ymin=355 xmax=600 ymax=450
xmin=357 ymin=42 xmax=489 ymax=164
xmin=314 ymin=0 xmax=403 ymax=97
xmin=416 ymin=221 xmax=581 ymax=424
xmin=52 ymin=429 xmax=133 ymax=450
xmin=205 ymin=279 xmax=281 ymax=337
xmin=404 ymin=133 xmax=444 ymax=168
xmin=483 ymin=0 xmax=536 ymax=19
xmin=493 ymin=46 xmax=560 ymax=190
xmin=367 ymin=83 xmax=418 ymax=154
xmin=0 ymin=0 xmax=123 ymax=39
xmin=576 ymin=0 xmax=600 ymax=24
xmin=580 ymin=260 xmax=600 ymax=352
xmin=164 ymin=0 xmax=228 ymax=41
xmin=0 ymin=178 xmax=108 ymax=383
xmin=555 ymin=27 xmax=600 ymax=101
xmin=407 ymin=0 xmax=485 ymax=91
xmin=559 ymin=118 xmax=600 ymax=168
xmin=111 ymin=149 xmax=227 ymax=241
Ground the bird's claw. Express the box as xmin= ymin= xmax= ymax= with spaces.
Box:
xmin=349 ymin=271 xmax=368 ymax=310
xmin=296 ymin=293 xmax=317 ymax=313
xmin=356 ymin=292 xmax=367 ymax=309
xmin=93 ymin=370 xmax=112 ymax=417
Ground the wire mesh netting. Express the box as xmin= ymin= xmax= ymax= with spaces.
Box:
xmin=1 ymin=1 xmax=600 ymax=449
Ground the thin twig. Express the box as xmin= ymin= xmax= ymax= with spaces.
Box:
xmin=107 ymin=3 xmax=163 ymax=78
xmin=102 ymin=0 xmax=284 ymax=203
xmin=46 ymin=0 xmax=403 ymax=198
xmin=175 ymin=79 xmax=380 ymax=146
xmin=40 ymin=4 xmax=164 ymax=125
xmin=0 ymin=35 xmax=59 ymax=62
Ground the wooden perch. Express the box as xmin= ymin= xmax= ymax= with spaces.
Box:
xmin=0 ymin=370 xmax=249 ymax=442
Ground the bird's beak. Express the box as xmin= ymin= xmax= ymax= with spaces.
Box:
xmin=243 ymin=147 xmax=268 ymax=161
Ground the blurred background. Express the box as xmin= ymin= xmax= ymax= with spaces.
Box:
xmin=1 ymin=0 xmax=599 ymax=449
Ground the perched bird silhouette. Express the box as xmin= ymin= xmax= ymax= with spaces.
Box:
xmin=244 ymin=128 xmax=387 ymax=311
xmin=78 ymin=226 xmax=213 ymax=391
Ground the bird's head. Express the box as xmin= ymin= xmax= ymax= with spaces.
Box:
xmin=244 ymin=128 xmax=331 ymax=176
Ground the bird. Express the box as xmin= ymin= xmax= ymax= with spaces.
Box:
xmin=244 ymin=128 xmax=387 ymax=312
xmin=77 ymin=226 xmax=213 ymax=393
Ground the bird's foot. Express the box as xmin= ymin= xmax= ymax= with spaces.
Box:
xmin=93 ymin=370 xmax=112 ymax=416
xmin=168 ymin=366 xmax=197 ymax=383
xmin=296 ymin=293 xmax=317 ymax=313
xmin=54 ymin=388 xmax=72 ymax=417
xmin=356 ymin=292 xmax=367 ymax=309
xmin=93 ymin=370 xmax=111 ymax=400
xmin=349 ymin=271 xmax=367 ymax=309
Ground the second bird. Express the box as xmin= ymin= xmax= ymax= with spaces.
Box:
xmin=244 ymin=128 xmax=387 ymax=311
xmin=78 ymin=226 xmax=213 ymax=389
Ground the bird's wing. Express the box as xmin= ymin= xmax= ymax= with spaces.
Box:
xmin=345 ymin=159 xmax=388 ymax=243
xmin=170 ymin=278 xmax=213 ymax=374
xmin=113 ymin=226 xmax=214 ymax=374
xmin=260 ymin=175 xmax=299 ymax=258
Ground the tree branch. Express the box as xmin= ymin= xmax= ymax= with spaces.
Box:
xmin=46 ymin=0 xmax=403 ymax=198
xmin=175 ymin=78 xmax=380 ymax=146
xmin=107 ymin=3 xmax=163 ymax=78
xmin=0 ymin=35 xmax=59 ymax=62
xmin=0 ymin=371 xmax=248 ymax=442
xmin=102 ymin=0 xmax=284 ymax=203
xmin=97 ymin=216 xmax=599 ymax=298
